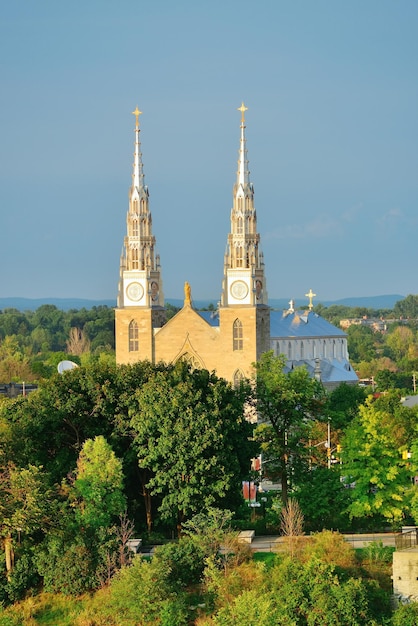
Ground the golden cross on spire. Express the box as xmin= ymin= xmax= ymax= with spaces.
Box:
xmin=305 ymin=288 xmax=317 ymax=311
xmin=132 ymin=106 xmax=142 ymax=127
xmin=237 ymin=102 xmax=248 ymax=124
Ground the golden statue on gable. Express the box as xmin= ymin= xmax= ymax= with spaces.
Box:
xmin=184 ymin=281 xmax=192 ymax=306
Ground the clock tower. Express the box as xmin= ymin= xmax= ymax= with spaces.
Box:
xmin=115 ymin=107 xmax=165 ymax=364
xmin=219 ymin=103 xmax=270 ymax=375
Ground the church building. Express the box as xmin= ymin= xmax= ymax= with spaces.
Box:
xmin=115 ymin=105 xmax=357 ymax=389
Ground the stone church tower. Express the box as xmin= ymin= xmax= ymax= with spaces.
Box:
xmin=115 ymin=107 xmax=166 ymax=364
xmin=115 ymin=104 xmax=270 ymax=383
xmin=219 ymin=103 xmax=270 ymax=381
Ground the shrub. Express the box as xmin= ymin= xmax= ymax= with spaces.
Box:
xmin=153 ymin=537 xmax=205 ymax=587
xmin=5 ymin=552 xmax=40 ymax=603
xmin=36 ymin=535 xmax=99 ymax=595
xmin=392 ymin=602 xmax=418 ymax=626
xmin=302 ymin=530 xmax=357 ymax=570
xmin=78 ymin=557 xmax=189 ymax=626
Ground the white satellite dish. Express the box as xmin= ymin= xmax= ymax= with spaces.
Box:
xmin=57 ymin=360 xmax=79 ymax=374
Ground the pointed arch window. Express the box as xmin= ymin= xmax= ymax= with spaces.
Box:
xmin=233 ymin=369 xmax=245 ymax=388
xmin=131 ymin=247 xmax=139 ymax=269
xmin=233 ymin=319 xmax=243 ymax=351
xmin=276 ymin=341 xmax=280 ymax=357
xmin=288 ymin=341 xmax=292 ymax=359
xmin=323 ymin=340 xmax=327 ymax=358
xmin=129 ymin=320 xmax=139 ymax=352
xmin=237 ymin=217 xmax=243 ymax=235
xmin=179 ymin=352 xmax=200 ymax=370
xmin=300 ymin=341 xmax=304 ymax=359
xmin=132 ymin=219 xmax=139 ymax=237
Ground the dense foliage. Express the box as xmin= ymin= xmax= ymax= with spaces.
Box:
xmin=3 ymin=300 xmax=418 ymax=619
xmin=0 ymin=528 xmax=410 ymax=625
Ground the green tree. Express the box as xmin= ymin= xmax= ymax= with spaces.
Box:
xmin=253 ymin=352 xmax=326 ymax=503
xmin=394 ymin=294 xmax=418 ymax=319
xmin=0 ymin=465 xmax=52 ymax=579
xmin=327 ymin=382 xmax=367 ymax=429
xmin=296 ymin=467 xmax=351 ymax=532
xmin=341 ymin=397 xmax=412 ymax=526
xmin=0 ymin=336 xmax=33 ymax=382
xmin=72 ymin=436 xmax=126 ymax=530
xmin=386 ymin=325 xmax=418 ymax=362
xmin=347 ymin=325 xmax=376 ymax=362
xmin=131 ymin=361 xmax=256 ymax=533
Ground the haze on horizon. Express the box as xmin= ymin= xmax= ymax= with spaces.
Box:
xmin=1 ymin=1 xmax=417 ymax=304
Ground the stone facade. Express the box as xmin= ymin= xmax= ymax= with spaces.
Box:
xmin=115 ymin=105 xmax=355 ymax=387
xmin=115 ymin=105 xmax=269 ymax=384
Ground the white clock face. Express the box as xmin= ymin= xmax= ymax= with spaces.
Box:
xmin=126 ymin=282 xmax=144 ymax=302
xmin=230 ymin=280 xmax=249 ymax=300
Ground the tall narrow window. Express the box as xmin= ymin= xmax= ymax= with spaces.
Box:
xmin=132 ymin=219 xmax=139 ymax=237
xmin=236 ymin=246 xmax=243 ymax=267
xmin=233 ymin=319 xmax=243 ymax=351
xmin=323 ymin=340 xmax=327 ymax=358
xmin=129 ymin=320 xmax=139 ymax=352
xmin=131 ymin=247 xmax=139 ymax=269
xmin=233 ymin=369 xmax=245 ymax=387
xmin=237 ymin=217 xmax=243 ymax=234
xmin=300 ymin=341 xmax=304 ymax=359
xmin=288 ymin=341 xmax=292 ymax=359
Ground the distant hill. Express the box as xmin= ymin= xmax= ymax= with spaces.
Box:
xmin=0 ymin=294 xmax=405 ymax=312
xmin=0 ymin=298 xmax=117 ymax=312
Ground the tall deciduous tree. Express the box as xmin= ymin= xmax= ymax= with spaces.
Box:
xmin=130 ymin=361 xmax=256 ymax=533
xmin=254 ymin=352 xmax=326 ymax=503
xmin=341 ymin=396 xmax=413 ymax=526
xmin=0 ymin=464 xmax=52 ymax=578
xmin=72 ymin=436 xmax=126 ymax=530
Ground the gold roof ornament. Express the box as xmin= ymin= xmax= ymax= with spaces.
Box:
xmin=132 ymin=106 xmax=142 ymax=127
xmin=237 ymin=101 xmax=248 ymax=124
xmin=305 ymin=289 xmax=317 ymax=311
xmin=184 ymin=281 xmax=192 ymax=306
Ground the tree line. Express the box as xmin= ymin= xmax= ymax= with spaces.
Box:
xmin=2 ymin=351 xmax=418 ymax=620
xmin=2 ymin=295 xmax=418 ymax=392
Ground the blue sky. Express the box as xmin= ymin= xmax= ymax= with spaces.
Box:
xmin=1 ymin=1 xmax=418 ymax=304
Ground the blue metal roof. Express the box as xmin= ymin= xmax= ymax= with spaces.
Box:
xmin=198 ymin=309 xmax=345 ymax=337
xmin=198 ymin=310 xmax=220 ymax=327
xmin=270 ymin=310 xmax=346 ymax=338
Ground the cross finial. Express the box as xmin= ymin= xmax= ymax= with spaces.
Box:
xmin=237 ymin=102 xmax=248 ymax=124
xmin=132 ymin=106 xmax=142 ymax=127
xmin=305 ymin=288 xmax=317 ymax=311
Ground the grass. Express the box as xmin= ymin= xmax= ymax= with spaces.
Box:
xmin=0 ymin=593 xmax=86 ymax=626
xmin=252 ymin=552 xmax=277 ymax=566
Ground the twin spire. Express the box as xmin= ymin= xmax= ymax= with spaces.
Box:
xmin=119 ymin=103 xmax=265 ymax=309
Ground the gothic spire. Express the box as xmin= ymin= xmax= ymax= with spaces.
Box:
xmin=117 ymin=107 xmax=164 ymax=310
xmin=236 ymin=102 xmax=250 ymax=188
xmin=131 ymin=106 xmax=145 ymax=192
xmin=220 ymin=103 xmax=268 ymax=307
